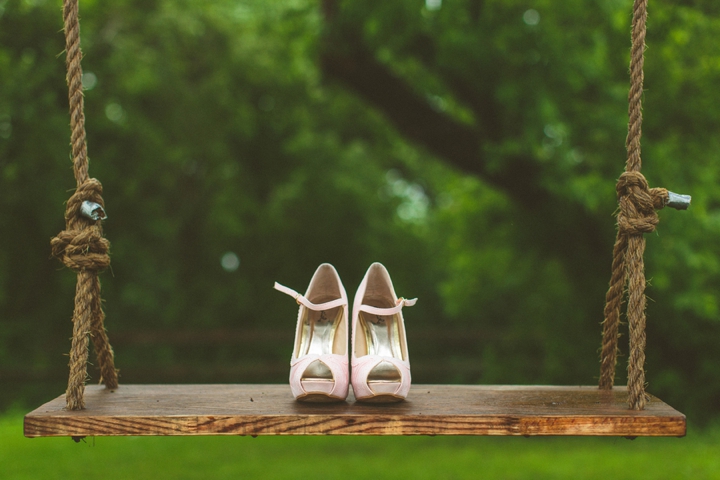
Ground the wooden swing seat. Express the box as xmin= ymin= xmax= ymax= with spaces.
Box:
xmin=24 ymin=384 xmax=685 ymax=438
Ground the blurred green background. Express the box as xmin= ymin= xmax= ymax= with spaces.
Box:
xmin=1 ymin=0 xmax=720 ymax=472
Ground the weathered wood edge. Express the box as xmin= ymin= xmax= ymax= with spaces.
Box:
xmin=24 ymin=413 xmax=686 ymax=437
xmin=24 ymin=385 xmax=687 ymax=438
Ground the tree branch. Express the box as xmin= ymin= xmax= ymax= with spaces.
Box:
xmin=320 ymin=38 xmax=545 ymax=207
xmin=318 ymin=2 xmax=611 ymax=281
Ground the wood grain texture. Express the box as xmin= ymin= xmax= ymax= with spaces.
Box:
xmin=24 ymin=384 xmax=686 ymax=437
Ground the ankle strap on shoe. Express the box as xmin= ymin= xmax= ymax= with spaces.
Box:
xmin=274 ymin=282 xmax=347 ymax=311
xmin=357 ymin=297 xmax=417 ymax=316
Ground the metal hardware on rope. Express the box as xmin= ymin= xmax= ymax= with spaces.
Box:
xmin=598 ymin=0 xmax=689 ymax=410
xmin=666 ymin=192 xmax=691 ymax=210
xmin=81 ymin=201 xmax=107 ymax=220
xmin=52 ymin=0 xmax=118 ymax=410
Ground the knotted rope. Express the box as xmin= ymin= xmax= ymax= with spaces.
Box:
xmin=52 ymin=0 xmax=118 ymax=410
xmin=51 ymin=179 xmax=110 ymax=272
xmin=598 ymin=0 xmax=687 ymax=410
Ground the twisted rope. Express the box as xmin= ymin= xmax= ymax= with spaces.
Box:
xmin=52 ymin=0 xmax=118 ymax=410
xmin=598 ymin=0 xmax=667 ymax=410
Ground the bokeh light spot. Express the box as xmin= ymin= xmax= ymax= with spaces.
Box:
xmin=221 ymin=252 xmax=240 ymax=272
xmin=105 ymin=103 xmax=125 ymax=123
xmin=82 ymin=72 xmax=97 ymax=91
xmin=523 ymin=9 xmax=540 ymax=26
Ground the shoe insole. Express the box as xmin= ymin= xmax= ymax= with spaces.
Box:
xmin=299 ymin=307 xmax=342 ymax=380
xmin=360 ymin=312 xmax=403 ymax=382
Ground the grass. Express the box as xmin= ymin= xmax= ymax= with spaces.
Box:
xmin=2 ymin=412 xmax=720 ymax=479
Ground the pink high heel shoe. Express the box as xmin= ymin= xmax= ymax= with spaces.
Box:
xmin=274 ymin=264 xmax=349 ymax=402
xmin=351 ymin=263 xmax=416 ymax=403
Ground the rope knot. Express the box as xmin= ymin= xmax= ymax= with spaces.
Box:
xmin=65 ymin=178 xmax=105 ymax=221
xmin=51 ymin=178 xmax=110 ymax=273
xmin=615 ymin=171 xmax=668 ymax=236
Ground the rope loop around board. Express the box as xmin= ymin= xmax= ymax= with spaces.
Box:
xmin=598 ymin=0 xmax=689 ymax=410
xmin=599 ymin=0 xmax=656 ymax=410
xmin=55 ymin=0 xmax=118 ymax=410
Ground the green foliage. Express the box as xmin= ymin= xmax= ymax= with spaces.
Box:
xmin=1 ymin=0 xmax=720 ymax=423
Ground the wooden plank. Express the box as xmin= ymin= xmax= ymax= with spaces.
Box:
xmin=24 ymin=384 xmax=686 ymax=437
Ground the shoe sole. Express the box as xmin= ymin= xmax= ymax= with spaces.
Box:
xmin=296 ymin=393 xmax=346 ymax=403
xmin=354 ymin=394 xmax=405 ymax=403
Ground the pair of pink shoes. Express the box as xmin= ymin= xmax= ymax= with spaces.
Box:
xmin=274 ymin=263 xmax=416 ymax=403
